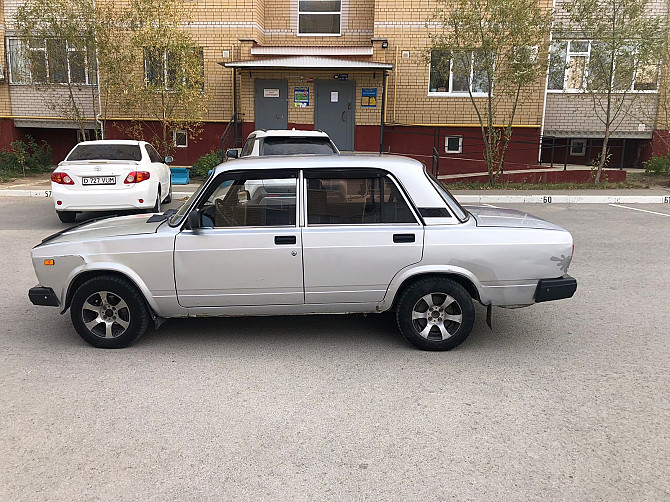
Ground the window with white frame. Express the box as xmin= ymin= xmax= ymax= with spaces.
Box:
xmin=429 ymin=49 xmax=490 ymax=95
xmin=298 ymin=1 xmax=341 ymax=35
xmin=548 ymin=40 xmax=657 ymax=92
xmin=6 ymin=37 xmax=97 ymax=85
xmin=445 ymin=136 xmax=463 ymax=153
xmin=144 ymin=47 xmax=204 ymax=91
xmin=570 ymin=139 xmax=587 ymax=156
xmin=173 ymin=130 xmax=188 ymax=148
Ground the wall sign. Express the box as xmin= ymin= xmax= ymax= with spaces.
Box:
xmin=263 ymin=88 xmax=280 ymax=98
xmin=361 ymin=88 xmax=378 ymax=107
xmin=334 ymin=74 xmax=349 ymax=80
xmin=294 ymin=86 xmax=309 ymax=107
xmin=331 ymin=91 xmax=339 ymax=103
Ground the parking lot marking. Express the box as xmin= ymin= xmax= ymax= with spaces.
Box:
xmin=610 ymin=204 xmax=670 ymax=217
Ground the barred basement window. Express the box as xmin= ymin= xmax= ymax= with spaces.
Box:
xmin=173 ymin=130 xmax=188 ymax=148
xmin=445 ymin=136 xmax=463 ymax=154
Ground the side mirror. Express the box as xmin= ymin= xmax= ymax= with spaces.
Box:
xmin=187 ymin=209 xmax=201 ymax=232
xmin=164 ymin=156 xmax=174 ymax=164
xmin=226 ymin=149 xmax=239 ymax=159
xmin=237 ymin=190 xmax=250 ymax=204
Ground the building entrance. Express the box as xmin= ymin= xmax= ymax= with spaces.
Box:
xmin=315 ymin=80 xmax=355 ymax=151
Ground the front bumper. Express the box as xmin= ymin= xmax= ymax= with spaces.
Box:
xmin=29 ymin=285 xmax=60 ymax=307
xmin=534 ymin=276 xmax=577 ymax=303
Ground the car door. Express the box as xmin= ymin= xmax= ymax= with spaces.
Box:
xmin=301 ymin=169 xmax=424 ymax=304
xmin=174 ymin=170 xmax=303 ymax=308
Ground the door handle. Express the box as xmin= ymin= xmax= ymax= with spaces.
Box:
xmin=275 ymin=235 xmax=297 ymax=245
xmin=393 ymin=234 xmax=415 ymax=243
xmin=341 ymin=111 xmax=346 ymax=122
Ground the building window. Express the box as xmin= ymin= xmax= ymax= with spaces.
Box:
xmin=298 ymin=1 xmax=341 ymax=36
xmin=570 ymin=139 xmax=587 ymax=156
xmin=6 ymin=37 xmax=96 ymax=85
xmin=144 ymin=47 xmax=204 ymax=91
xmin=173 ymin=130 xmax=188 ymax=148
xmin=429 ymin=50 xmax=490 ymax=95
xmin=445 ymin=136 xmax=463 ymax=154
xmin=548 ymin=40 xmax=657 ymax=92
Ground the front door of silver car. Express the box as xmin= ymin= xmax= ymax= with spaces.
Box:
xmin=174 ymin=170 xmax=303 ymax=307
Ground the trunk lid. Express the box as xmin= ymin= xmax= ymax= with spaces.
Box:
xmin=57 ymin=160 xmax=141 ymax=191
xmin=465 ymin=205 xmax=566 ymax=231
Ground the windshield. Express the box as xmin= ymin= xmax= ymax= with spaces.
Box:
xmin=169 ymin=175 xmax=210 ymax=226
xmin=261 ymin=137 xmax=338 ymax=156
xmin=424 ymin=169 xmax=469 ymax=222
xmin=66 ymin=144 xmax=143 ymax=161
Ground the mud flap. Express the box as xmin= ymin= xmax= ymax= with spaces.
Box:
xmin=486 ymin=305 xmax=493 ymax=329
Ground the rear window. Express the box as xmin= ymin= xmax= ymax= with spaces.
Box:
xmin=66 ymin=144 xmax=143 ymax=161
xmin=261 ymin=137 xmax=337 ymax=156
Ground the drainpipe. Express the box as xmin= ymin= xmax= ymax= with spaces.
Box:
xmin=233 ymin=67 xmax=238 ymax=146
xmin=380 ymin=70 xmax=387 ymax=154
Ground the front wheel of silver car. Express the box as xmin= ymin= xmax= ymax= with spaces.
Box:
xmin=396 ymin=277 xmax=475 ymax=351
xmin=70 ymin=275 xmax=150 ymax=348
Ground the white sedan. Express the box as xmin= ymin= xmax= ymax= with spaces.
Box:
xmin=50 ymin=140 xmax=173 ymax=223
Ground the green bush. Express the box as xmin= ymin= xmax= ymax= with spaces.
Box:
xmin=191 ymin=149 xmax=223 ymax=178
xmin=0 ymin=135 xmax=53 ymax=179
xmin=644 ymin=154 xmax=670 ymax=174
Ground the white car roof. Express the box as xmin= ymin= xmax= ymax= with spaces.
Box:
xmin=250 ymin=129 xmax=331 ymax=139
xmin=74 ymin=140 xmax=147 ymax=146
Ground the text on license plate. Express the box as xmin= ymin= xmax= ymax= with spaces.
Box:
xmin=82 ymin=176 xmax=116 ymax=185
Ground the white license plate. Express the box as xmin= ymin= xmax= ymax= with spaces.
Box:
xmin=82 ymin=176 xmax=116 ymax=185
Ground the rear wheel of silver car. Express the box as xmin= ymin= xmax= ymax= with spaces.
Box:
xmin=57 ymin=211 xmax=76 ymax=223
xmin=70 ymin=275 xmax=150 ymax=349
xmin=396 ymin=277 xmax=475 ymax=351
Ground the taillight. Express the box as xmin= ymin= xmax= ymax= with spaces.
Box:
xmin=51 ymin=172 xmax=74 ymax=185
xmin=124 ymin=171 xmax=150 ymax=184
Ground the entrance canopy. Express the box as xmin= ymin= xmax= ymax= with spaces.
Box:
xmin=221 ymin=55 xmax=393 ymax=71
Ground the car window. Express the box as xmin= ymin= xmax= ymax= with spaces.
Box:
xmin=66 ymin=144 xmax=142 ymax=161
xmin=240 ymin=137 xmax=255 ymax=157
xmin=145 ymin=145 xmax=163 ymax=163
xmin=306 ymin=174 xmax=417 ymax=225
xmin=261 ymin=137 xmax=337 ymax=156
xmin=198 ymin=172 xmax=297 ymax=227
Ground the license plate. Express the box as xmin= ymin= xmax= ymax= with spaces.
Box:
xmin=82 ymin=176 xmax=116 ymax=185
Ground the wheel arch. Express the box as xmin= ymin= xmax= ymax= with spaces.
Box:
xmin=390 ymin=271 xmax=482 ymax=310
xmin=63 ymin=267 xmax=158 ymax=317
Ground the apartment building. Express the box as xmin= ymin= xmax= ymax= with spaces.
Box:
xmin=0 ymin=0 xmax=667 ymax=170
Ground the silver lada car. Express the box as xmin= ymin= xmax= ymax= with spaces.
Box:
xmin=29 ymin=155 xmax=577 ymax=350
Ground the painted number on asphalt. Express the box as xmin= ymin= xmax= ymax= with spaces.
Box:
xmin=45 ymin=190 xmax=52 ymax=197
xmin=543 ymin=196 xmax=552 ymax=203
xmin=664 ymin=196 xmax=670 ymax=203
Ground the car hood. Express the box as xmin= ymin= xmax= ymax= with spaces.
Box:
xmin=40 ymin=214 xmax=165 ymax=245
xmin=464 ymin=205 xmax=565 ymax=231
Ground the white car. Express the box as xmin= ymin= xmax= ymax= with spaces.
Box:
xmin=29 ymin=155 xmax=577 ymax=351
xmin=50 ymin=140 xmax=173 ymax=223
xmin=228 ymin=129 xmax=339 ymax=158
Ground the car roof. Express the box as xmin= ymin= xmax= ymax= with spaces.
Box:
xmin=74 ymin=140 xmax=146 ymax=146
xmin=250 ymin=129 xmax=331 ymax=139
xmin=214 ymin=154 xmax=424 ymax=177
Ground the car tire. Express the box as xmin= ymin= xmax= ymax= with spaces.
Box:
xmin=396 ymin=277 xmax=475 ymax=351
xmin=164 ymin=180 xmax=172 ymax=203
xmin=57 ymin=211 xmax=76 ymax=223
xmin=70 ymin=275 xmax=150 ymax=349
xmin=151 ymin=188 xmax=161 ymax=213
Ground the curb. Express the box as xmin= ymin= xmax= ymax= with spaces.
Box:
xmin=0 ymin=189 xmax=668 ymax=204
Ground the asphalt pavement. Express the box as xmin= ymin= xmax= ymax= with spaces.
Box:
xmin=0 ymin=196 xmax=669 ymax=501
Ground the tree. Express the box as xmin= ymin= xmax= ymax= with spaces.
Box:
xmin=15 ymin=0 xmax=102 ymax=139
xmin=557 ymin=0 xmax=668 ymax=181
xmin=107 ymin=0 xmax=207 ymax=157
xmin=428 ymin=0 xmax=552 ymax=184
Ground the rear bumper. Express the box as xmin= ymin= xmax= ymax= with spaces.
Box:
xmin=534 ymin=276 xmax=577 ymax=303
xmin=29 ymin=285 xmax=60 ymax=307
xmin=52 ymin=182 xmax=156 ymax=211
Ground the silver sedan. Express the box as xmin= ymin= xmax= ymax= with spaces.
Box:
xmin=29 ymin=155 xmax=576 ymax=350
